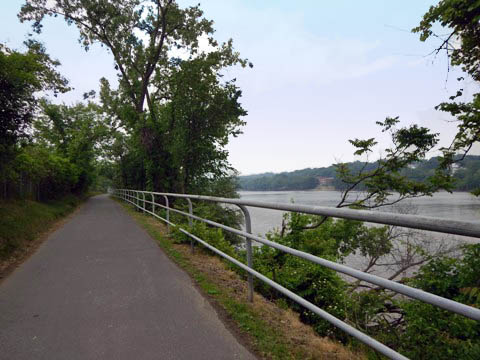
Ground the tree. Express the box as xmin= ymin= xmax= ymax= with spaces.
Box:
xmin=161 ymin=55 xmax=247 ymax=193
xmin=413 ymin=0 xmax=480 ymax=194
xmin=389 ymin=244 xmax=480 ymax=359
xmin=20 ymin=0 xmax=213 ymax=117
xmin=250 ymin=117 xmax=463 ymax=348
xmin=254 ymin=3 xmax=480 ymax=349
xmin=34 ymin=101 xmax=109 ymax=193
xmin=0 ymin=40 xmax=69 ymax=178
xmin=334 ymin=117 xmax=449 ymax=209
xmin=20 ymin=0 xmax=250 ymax=193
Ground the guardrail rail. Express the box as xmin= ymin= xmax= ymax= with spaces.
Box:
xmin=112 ymin=189 xmax=480 ymax=360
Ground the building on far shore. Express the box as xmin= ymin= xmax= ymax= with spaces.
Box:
xmin=316 ymin=176 xmax=335 ymax=190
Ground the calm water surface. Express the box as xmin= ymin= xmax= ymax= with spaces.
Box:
xmin=238 ymin=190 xmax=480 ymax=238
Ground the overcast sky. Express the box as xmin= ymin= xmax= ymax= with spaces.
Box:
xmin=1 ymin=1 xmax=474 ymax=175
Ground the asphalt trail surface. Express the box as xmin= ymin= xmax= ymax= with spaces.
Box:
xmin=0 ymin=195 xmax=256 ymax=360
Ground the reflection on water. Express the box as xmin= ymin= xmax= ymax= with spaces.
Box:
xmin=239 ymin=190 xmax=480 ymax=238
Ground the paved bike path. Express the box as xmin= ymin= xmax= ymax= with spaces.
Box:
xmin=0 ymin=195 xmax=255 ymax=360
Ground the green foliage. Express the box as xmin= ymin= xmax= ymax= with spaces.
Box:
xmin=0 ymin=194 xmax=85 ymax=259
xmin=34 ymin=101 xmax=109 ymax=194
xmin=273 ymin=256 xmax=348 ymax=339
xmin=334 ymin=117 xmax=452 ymax=209
xmin=413 ymin=0 xmax=480 ymax=81
xmin=0 ymin=39 xmax=106 ymax=201
xmin=398 ymin=303 xmax=480 ymax=359
xmin=252 ymin=211 xmax=480 ymax=357
xmin=20 ymin=0 xmax=225 ymax=115
xmin=0 ymin=40 xmax=69 ymax=182
xmin=239 ymin=168 xmax=335 ymax=191
xmin=391 ymin=244 xmax=480 ymax=359
xmin=171 ymin=221 xmax=236 ymax=258
xmin=15 ymin=145 xmax=79 ymax=199
xmin=0 ymin=40 xmax=69 ymax=140
xmin=413 ymin=0 xmax=480 ymax=194
xmin=109 ymin=50 xmax=248 ymax=194
xmin=163 ymin=56 xmax=247 ymax=193
xmin=251 ymin=213 xmax=394 ymax=341
xmin=1 ymin=100 xmax=109 ymax=201
xmin=20 ymin=1 xmax=250 ymax=196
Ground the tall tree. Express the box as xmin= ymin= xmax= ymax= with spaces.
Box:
xmin=162 ymin=55 xmax=247 ymax=193
xmin=20 ymin=0 xmax=250 ymax=193
xmin=20 ymin=0 xmax=210 ymax=117
xmin=19 ymin=0 xmax=248 ymax=123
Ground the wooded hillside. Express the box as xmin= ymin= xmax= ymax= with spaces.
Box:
xmin=238 ymin=155 xmax=480 ymax=191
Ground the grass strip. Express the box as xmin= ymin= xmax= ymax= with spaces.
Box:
xmin=0 ymin=193 xmax=98 ymax=268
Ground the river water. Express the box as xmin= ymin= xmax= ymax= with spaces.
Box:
xmin=238 ymin=190 xmax=480 ymax=278
xmin=238 ymin=190 xmax=480 ymax=237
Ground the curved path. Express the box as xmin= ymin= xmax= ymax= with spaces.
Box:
xmin=0 ymin=195 xmax=255 ymax=360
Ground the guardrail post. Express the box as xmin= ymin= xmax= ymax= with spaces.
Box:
xmin=163 ymin=195 xmax=170 ymax=232
xmin=238 ymin=205 xmax=254 ymax=302
xmin=186 ymin=197 xmax=194 ymax=253
xmin=152 ymin=193 xmax=156 ymax=215
xmin=142 ymin=191 xmax=146 ymax=213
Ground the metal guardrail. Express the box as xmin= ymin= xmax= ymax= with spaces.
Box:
xmin=112 ymin=189 xmax=480 ymax=360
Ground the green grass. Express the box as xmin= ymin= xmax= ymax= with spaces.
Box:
xmin=0 ymin=193 xmax=92 ymax=260
xmin=115 ymin=198 xmax=299 ymax=360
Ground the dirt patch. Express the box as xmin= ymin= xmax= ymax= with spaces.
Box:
xmin=175 ymin=243 xmax=361 ymax=360
xmin=0 ymin=202 xmax=85 ymax=283
xmin=140 ymin=214 xmax=363 ymax=360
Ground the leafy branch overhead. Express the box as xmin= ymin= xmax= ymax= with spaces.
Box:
xmin=335 ymin=117 xmax=450 ymax=209
xmin=413 ymin=0 xmax=480 ymax=194
xmin=19 ymin=0 xmax=250 ymax=119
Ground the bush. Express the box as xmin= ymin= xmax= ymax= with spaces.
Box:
xmin=171 ymin=221 xmax=236 ymax=258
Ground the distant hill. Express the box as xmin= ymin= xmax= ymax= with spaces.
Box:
xmin=237 ymin=156 xmax=480 ymax=191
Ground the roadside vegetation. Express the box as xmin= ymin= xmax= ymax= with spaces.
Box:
xmin=0 ymin=193 xmax=95 ymax=277
xmin=0 ymin=40 xmax=107 ymax=269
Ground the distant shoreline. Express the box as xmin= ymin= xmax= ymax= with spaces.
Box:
xmin=238 ymin=189 xmax=475 ymax=194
